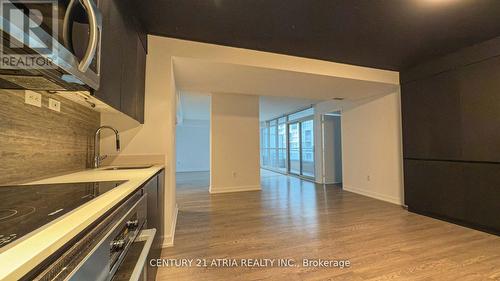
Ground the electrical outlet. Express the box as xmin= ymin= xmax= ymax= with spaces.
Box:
xmin=232 ymin=171 xmax=237 ymax=178
xmin=25 ymin=90 xmax=42 ymax=107
xmin=367 ymin=175 xmax=371 ymax=181
xmin=48 ymin=98 xmax=61 ymax=112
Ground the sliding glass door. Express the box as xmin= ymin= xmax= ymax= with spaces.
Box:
xmin=287 ymin=119 xmax=315 ymax=178
xmin=277 ymin=120 xmax=287 ymax=172
xmin=261 ymin=118 xmax=287 ymax=172
xmin=260 ymin=108 xmax=315 ymax=179
xmin=300 ymin=120 xmax=315 ymax=177
xmin=288 ymin=122 xmax=300 ymax=175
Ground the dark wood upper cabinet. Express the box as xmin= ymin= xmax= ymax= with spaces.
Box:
xmin=94 ymin=0 xmax=124 ymax=110
xmin=93 ymin=0 xmax=146 ymax=123
xmin=401 ymin=71 xmax=463 ymax=160
xmin=401 ymin=40 xmax=500 ymax=163
xmin=457 ymin=56 xmax=500 ymax=163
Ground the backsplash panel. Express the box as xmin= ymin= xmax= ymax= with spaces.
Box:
xmin=0 ymin=89 xmax=100 ymax=184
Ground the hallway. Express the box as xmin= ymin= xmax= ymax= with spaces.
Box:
xmin=158 ymin=171 xmax=500 ymax=281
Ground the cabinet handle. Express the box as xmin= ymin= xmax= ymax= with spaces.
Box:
xmin=78 ymin=0 xmax=101 ymax=72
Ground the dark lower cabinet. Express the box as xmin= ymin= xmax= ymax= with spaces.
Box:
xmin=404 ymin=159 xmax=500 ymax=234
xmin=143 ymin=169 xmax=165 ymax=281
xmin=462 ymin=163 xmax=500 ymax=232
xmin=404 ymin=160 xmax=466 ymax=221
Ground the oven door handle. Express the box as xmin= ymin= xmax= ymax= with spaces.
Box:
xmin=131 ymin=229 xmax=156 ymax=281
xmin=78 ymin=0 xmax=101 ymax=72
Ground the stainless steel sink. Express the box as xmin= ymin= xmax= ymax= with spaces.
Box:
xmin=103 ymin=165 xmax=153 ymax=170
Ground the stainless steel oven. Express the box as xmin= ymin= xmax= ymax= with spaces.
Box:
xmin=0 ymin=0 xmax=102 ymax=90
xmin=31 ymin=187 xmax=156 ymax=281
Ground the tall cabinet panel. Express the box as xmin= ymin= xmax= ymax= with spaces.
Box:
xmin=401 ymin=36 xmax=500 ymax=235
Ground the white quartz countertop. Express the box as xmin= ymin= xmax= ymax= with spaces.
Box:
xmin=0 ymin=164 xmax=165 ymax=281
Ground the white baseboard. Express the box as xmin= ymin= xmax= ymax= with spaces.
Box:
xmin=161 ymin=205 xmax=178 ymax=248
xmin=324 ymin=180 xmax=342 ymax=184
xmin=343 ymin=185 xmax=403 ymax=205
xmin=209 ymin=185 xmax=261 ymax=194
xmin=176 ymin=169 xmax=210 ymax=173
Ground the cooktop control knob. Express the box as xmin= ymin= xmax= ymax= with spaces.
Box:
xmin=111 ymin=239 xmax=126 ymax=252
xmin=126 ymin=219 xmax=139 ymax=230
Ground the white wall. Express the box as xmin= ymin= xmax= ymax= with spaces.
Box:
xmin=176 ymin=119 xmax=210 ymax=172
xmin=315 ymin=92 xmax=404 ymax=205
xmin=210 ymin=93 xmax=261 ymax=193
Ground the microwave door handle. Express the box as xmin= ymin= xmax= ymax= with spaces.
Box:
xmin=62 ymin=0 xmax=77 ymax=52
xmin=78 ymin=0 xmax=100 ymax=72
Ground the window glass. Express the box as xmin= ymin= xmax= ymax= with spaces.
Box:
xmin=277 ymin=123 xmax=287 ymax=171
xmin=260 ymin=127 xmax=270 ymax=167
xmin=260 ymin=108 xmax=315 ymax=178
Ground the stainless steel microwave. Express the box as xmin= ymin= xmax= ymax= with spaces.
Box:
xmin=0 ymin=0 xmax=102 ymax=91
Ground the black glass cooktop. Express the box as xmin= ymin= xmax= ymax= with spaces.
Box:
xmin=0 ymin=180 xmax=126 ymax=249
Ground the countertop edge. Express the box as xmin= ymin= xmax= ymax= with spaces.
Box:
xmin=0 ymin=164 xmax=165 ymax=281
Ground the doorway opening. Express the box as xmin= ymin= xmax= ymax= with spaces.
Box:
xmin=321 ymin=111 xmax=343 ymax=185
xmin=175 ymin=92 xmax=211 ymax=189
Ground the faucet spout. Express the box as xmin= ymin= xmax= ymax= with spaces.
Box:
xmin=94 ymin=125 xmax=120 ymax=168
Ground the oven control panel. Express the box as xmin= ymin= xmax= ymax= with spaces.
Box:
xmin=109 ymin=214 xmax=142 ymax=268
xmin=109 ymin=202 xmax=146 ymax=275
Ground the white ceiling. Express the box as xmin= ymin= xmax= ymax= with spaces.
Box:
xmin=173 ymin=57 xmax=399 ymax=101
xmin=178 ymin=91 xmax=319 ymax=121
xmin=174 ymin=56 xmax=399 ymax=122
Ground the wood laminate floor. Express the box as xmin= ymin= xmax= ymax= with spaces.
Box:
xmin=157 ymin=170 xmax=500 ymax=281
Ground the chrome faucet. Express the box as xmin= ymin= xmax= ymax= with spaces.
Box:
xmin=94 ymin=126 xmax=120 ymax=168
